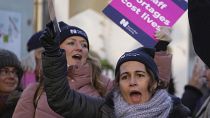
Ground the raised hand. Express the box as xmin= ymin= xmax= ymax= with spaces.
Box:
xmin=39 ymin=21 xmax=61 ymax=57
xmin=189 ymin=56 xmax=206 ymax=89
xmin=155 ymin=26 xmax=172 ymax=42
xmin=154 ymin=26 xmax=172 ymax=51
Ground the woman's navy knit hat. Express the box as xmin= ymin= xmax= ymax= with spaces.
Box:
xmin=115 ymin=47 xmax=159 ymax=81
xmin=59 ymin=21 xmax=89 ymax=50
xmin=0 ymin=49 xmax=23 ymax=81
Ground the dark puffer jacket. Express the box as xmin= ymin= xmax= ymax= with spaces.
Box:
xmin=42 ymin=51 xmax=190 ymax=118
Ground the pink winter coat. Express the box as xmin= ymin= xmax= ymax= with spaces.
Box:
xmin=21 ymin=71 xmax=36 ymax=89
xmin=155 ymin=51 xmax=172 ymax=83
xmin=12 ymin=63 xmax=113 ymax=118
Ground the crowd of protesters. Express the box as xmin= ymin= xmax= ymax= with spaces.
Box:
xmin=0 ymin=0 xmax=210 ymax=117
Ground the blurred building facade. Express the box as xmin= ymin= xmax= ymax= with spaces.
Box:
xmin=0 ymin=0 xmax=34 ymax=58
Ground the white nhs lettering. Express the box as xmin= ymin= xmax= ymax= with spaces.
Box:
xmin=120 ymin=19 xmax=129 ymax=27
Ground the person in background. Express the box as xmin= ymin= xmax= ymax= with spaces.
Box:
xmin=182 ymin=56 xmax=210 ymax=117
xmin=181 ymin=56 xmax=208 ymax=116
xmin=195 ymin=65 xmax=210 ymax=117
xmin=0 ymin=49 xmax=23 ymax=118
xmin=21 ymin=31 xmax=44 ymax=89
xmin=39 ymin=22 xmax=190 ymax=117
xmin=12 ymin=21 xmax=112 ymax=118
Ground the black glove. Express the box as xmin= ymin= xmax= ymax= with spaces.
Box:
xmin=39 ymin=21 xmax=61 ymax=57
xmin=155 ymin=40 xmax=170 ymax=52
xmin=154 ymin=26 xmax=171 ymax=52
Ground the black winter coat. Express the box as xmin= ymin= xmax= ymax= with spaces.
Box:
xmin=0 ymin=90 xmax=21 ymax=118
xmin=42 ymin=51 xmax=190 ymax=118
xmin=181 ymin=85 xmax=203 ymax=116
xmin=188 ymin=0 xmax=210 ymax=68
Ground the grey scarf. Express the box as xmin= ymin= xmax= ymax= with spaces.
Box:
xmin=114 ymin=89 xmax=172 ymax=118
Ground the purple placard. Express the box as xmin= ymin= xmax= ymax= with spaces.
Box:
xmin=103 ymin=0 xmax=187 ymax=47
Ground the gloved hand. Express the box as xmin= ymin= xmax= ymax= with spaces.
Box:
xmin=39 ymin=21 xmax=61 ymax=57
xmin=189 ymin=56 xmax=206 ymax=89
xmin=154 ymin=26 xmax=172 ymax=51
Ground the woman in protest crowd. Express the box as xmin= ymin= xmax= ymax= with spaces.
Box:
xmin=20 ymin=31 xmax=44 ymax=89
xmin=39 ymin=22 xmax=190 ymax=118
xmin=0 ymin=49 xmax=23 ymax=118
xmin=12 ymin=21 xmax=113 ymax=118
xmin=182 ymin=56 xmax=210 ymax=117
xmin=188 ymin=0 xmax=210 ymax=117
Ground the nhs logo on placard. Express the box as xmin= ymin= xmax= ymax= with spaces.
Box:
xmin=120 ymin=19 xmax=129 ymax=27
xmin=119 ymin=19 xmax=137 ymax=35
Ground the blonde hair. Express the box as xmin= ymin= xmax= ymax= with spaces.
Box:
xmin=33 ymin=51 xmax=107 ymax=106
xmin=87 ymin=52 xmax=106 ymax=97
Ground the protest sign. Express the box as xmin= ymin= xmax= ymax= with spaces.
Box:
xmin=103 ymin=0 xmax=188 ymax=47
